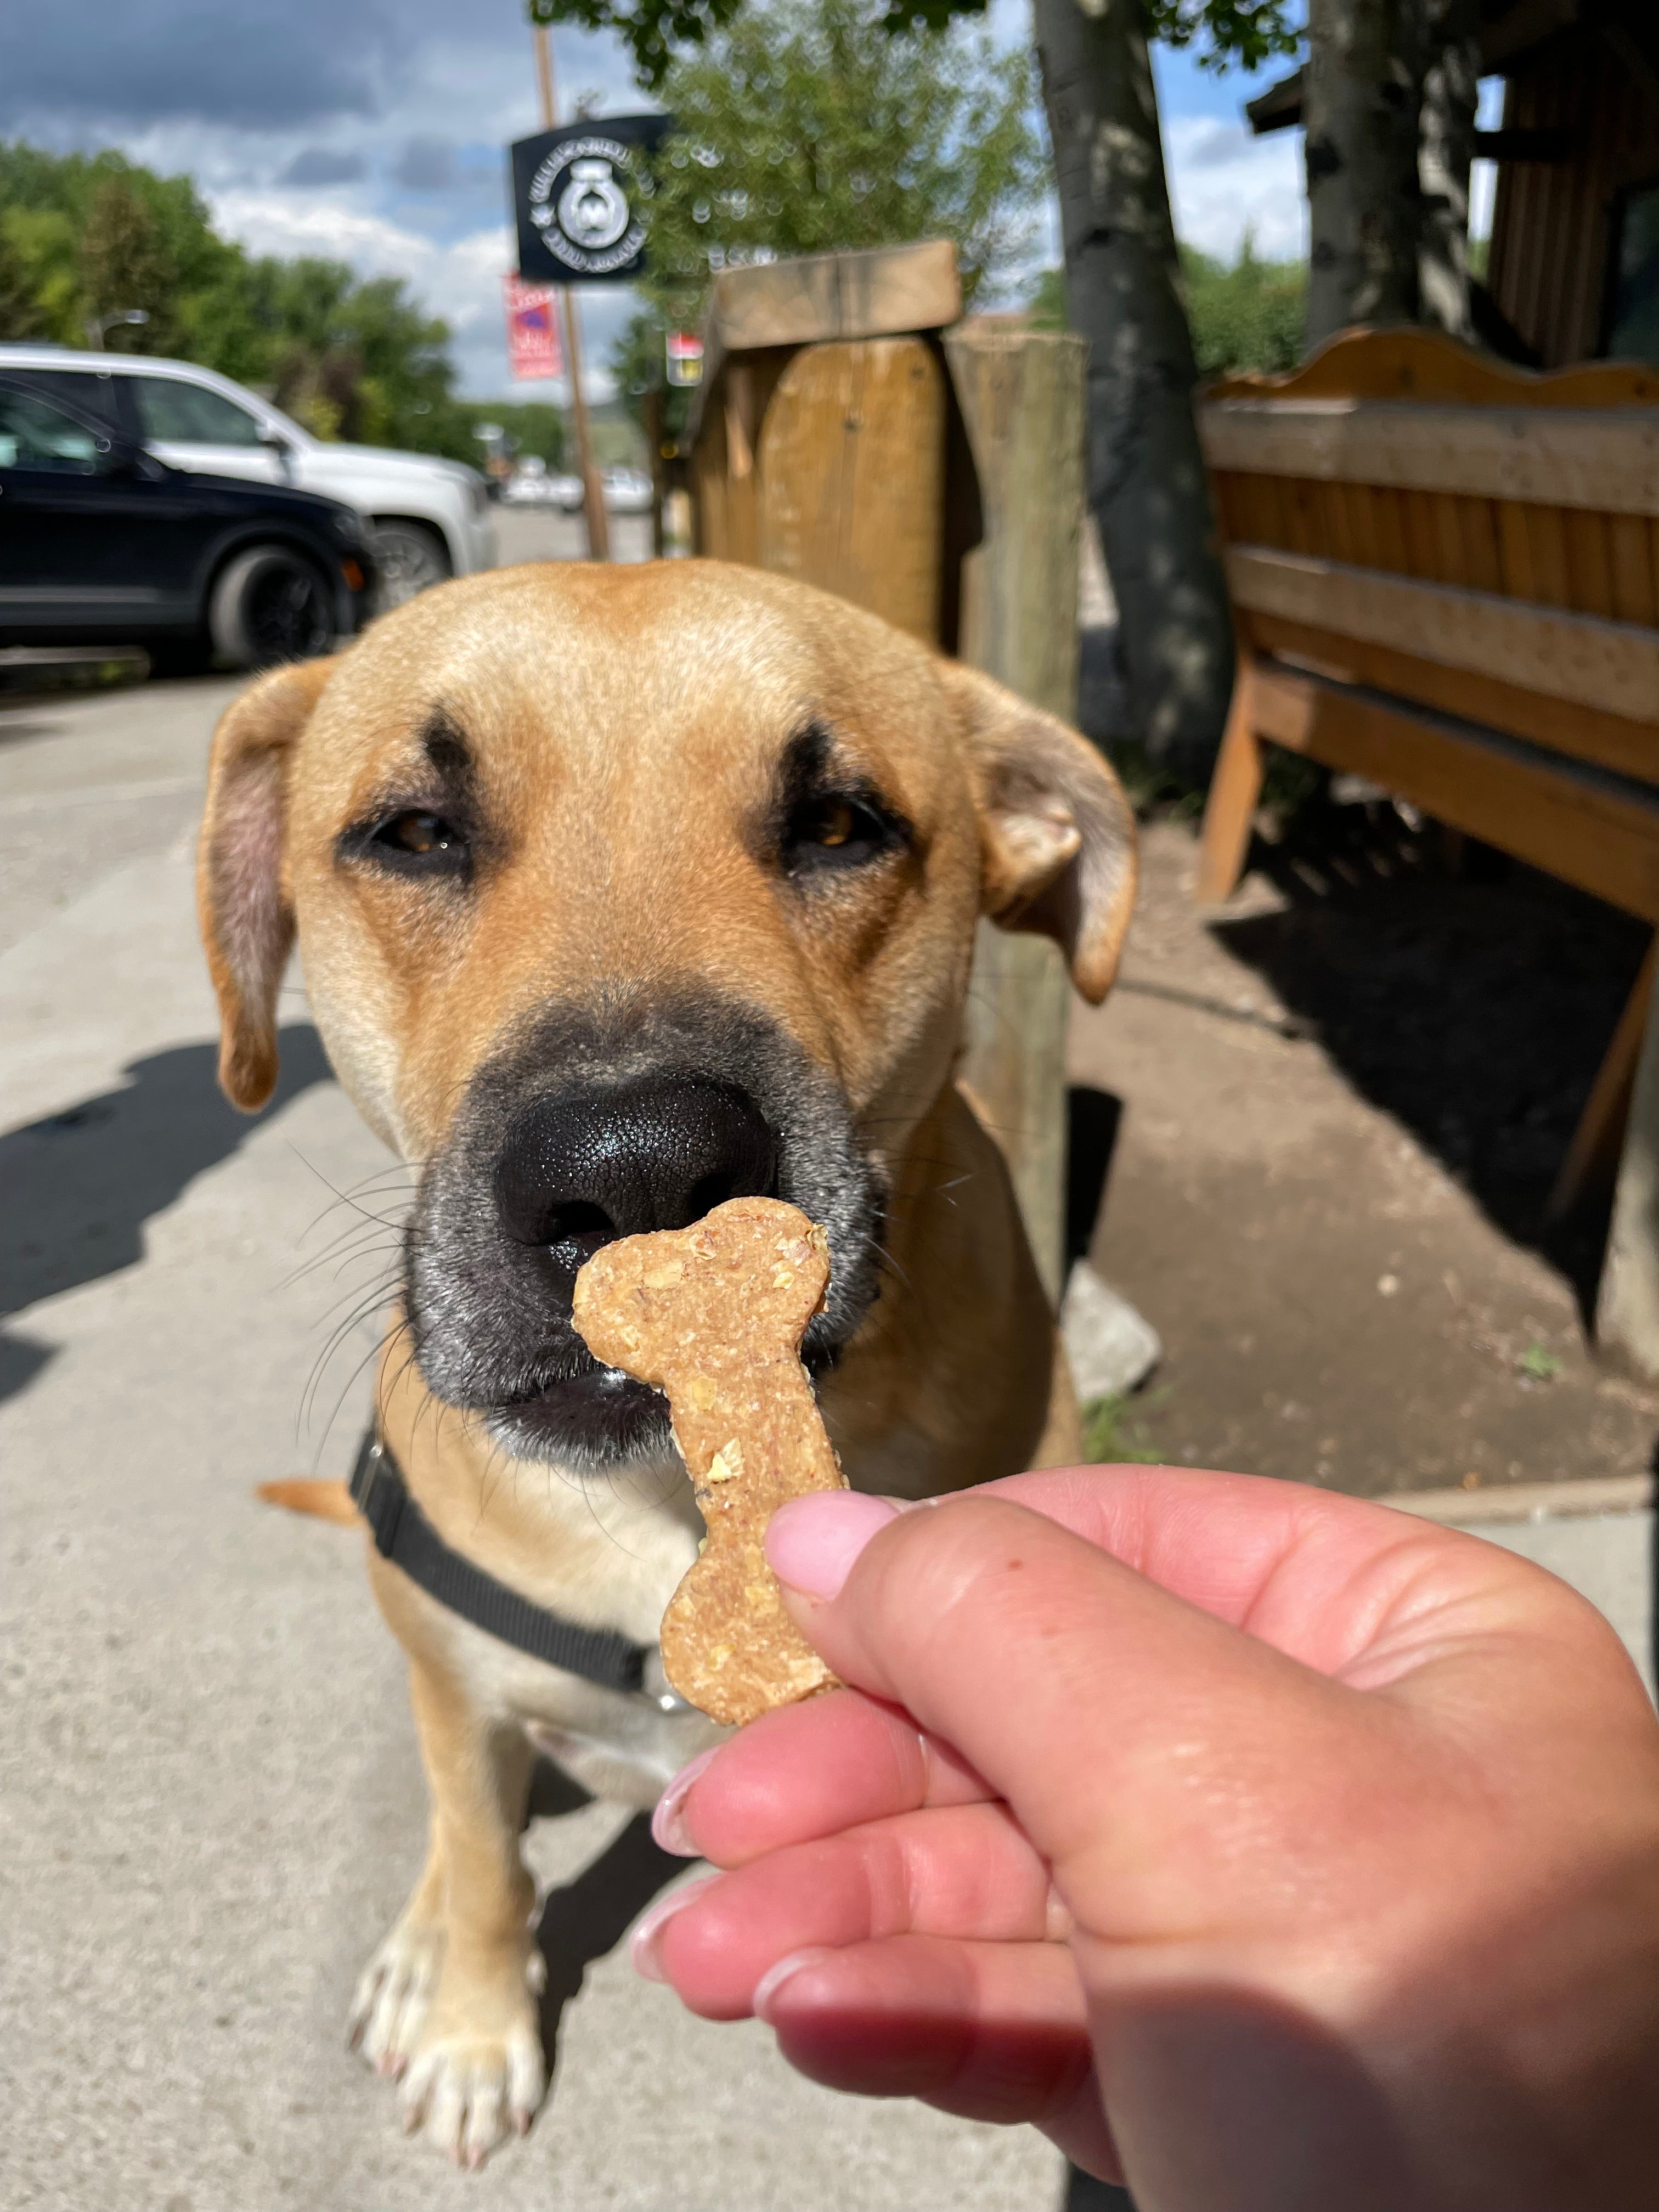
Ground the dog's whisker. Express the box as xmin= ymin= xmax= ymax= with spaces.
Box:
xmin=286 ymin=1144 xmax=425 ymax=1234
xmin=299 ymin=1276 xmax=403 ymax=1438
xmin=312 ymin=1324 xmax=406 ymax=1464
xmin=302 ymin=1265 xmax=404 ymax=1340
xmin=294 ymin=1177 xmax=418 ymax=1248
xmin=301 ymin=1293 xmax=395 ymax=1424
xmin=282 ymin=1231 xmax=405 ymax=1296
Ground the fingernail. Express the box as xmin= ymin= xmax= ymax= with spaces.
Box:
xmin=753 ymin=1946 xmax=833 ymax=2024
xmin=630 ymin=1876 xmax=716 ymax=1983
xmin=765 ymin=1491 xmax=903 ymax=1600
xmin=652 ymin=1745 xmax=721 ymax=1857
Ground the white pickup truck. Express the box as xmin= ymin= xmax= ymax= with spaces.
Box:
xmin=0 ymin=344 xmax=496 ymax=607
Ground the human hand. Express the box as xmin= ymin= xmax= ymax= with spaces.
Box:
xmin=631 ymin=1466 xmax=1659 ymax=2210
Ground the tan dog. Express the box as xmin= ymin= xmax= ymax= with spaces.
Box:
xmin=198 ymin=558 xmax=1135 ymax=2165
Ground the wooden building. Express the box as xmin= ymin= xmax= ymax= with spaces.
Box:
xmin=1247 ymin=1 xmax=1659 ymax=368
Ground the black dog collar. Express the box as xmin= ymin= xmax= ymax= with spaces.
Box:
xmin=349 ymin=1428 xmax=652 ymax=1696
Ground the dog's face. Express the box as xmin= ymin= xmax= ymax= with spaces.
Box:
xmin=199 ymin=562 xmax=1133 ymax=1465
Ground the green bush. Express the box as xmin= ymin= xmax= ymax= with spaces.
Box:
xmin=1182 ymin=238 xmax=1306 ymax=376
xmin=1028 ymin=239 xmax=1307 ymax=378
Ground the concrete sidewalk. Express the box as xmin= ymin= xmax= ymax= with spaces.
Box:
xmin=1475 ymin=1509 xmax=1653 ymax=1696
xmin=2 ymin=678 xmax=1651 ymax=2212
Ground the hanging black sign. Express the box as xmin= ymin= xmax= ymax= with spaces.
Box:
xmin=511 ymin=114 xmax=670 ymax=285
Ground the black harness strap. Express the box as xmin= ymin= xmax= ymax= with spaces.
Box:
xmin=349 ymin=1430 xmax=650 ymax=1695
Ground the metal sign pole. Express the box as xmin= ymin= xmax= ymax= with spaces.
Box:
xmin=533 ymin=22 xmax=610 ymax=561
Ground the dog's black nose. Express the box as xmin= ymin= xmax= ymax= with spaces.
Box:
xmin=494 ymin=1076 xmax=778 ymax=1296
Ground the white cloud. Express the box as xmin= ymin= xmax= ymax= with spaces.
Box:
xmin=206 ymin=189 xmax=633 ymax=401
xmin=1164 ymin=117 xmax=1307 ymax=263
xmin=208 ymin=194 xmax=483 ymax=286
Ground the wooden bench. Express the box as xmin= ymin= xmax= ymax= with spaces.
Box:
xmin=1194 ymin=329 xmax=1659 ymax=1235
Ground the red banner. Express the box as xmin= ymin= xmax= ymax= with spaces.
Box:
xmin=503 ymin=276 xmax=563 ymax=381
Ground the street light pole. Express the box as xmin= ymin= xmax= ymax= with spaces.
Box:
xmin=532 ymin=21 xmax=611 ymax=561
xmin=84 ymin=307 xmax=150 ymax=352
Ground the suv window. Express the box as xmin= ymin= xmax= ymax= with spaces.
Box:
xmin=131 ymin=376 xmax=265 ymax=445
xmin=2 ymin=368 xmax=125 ymax=427
xmin=0 ymin=387 xmax=102 ymax=472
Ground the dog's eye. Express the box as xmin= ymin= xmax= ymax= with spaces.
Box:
xmin=785 ymin=793 xmax=895 ymax=872
xmin=342 ymin=808 xmax=472 ymax=879
xmin=377 ymin=810 xmax=462 ymax=856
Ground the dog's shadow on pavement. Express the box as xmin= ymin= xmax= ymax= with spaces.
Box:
xmin=527 ymin=1760 xmax=684 ymax=2075
xmin=0 ymin=1023 xmax=332 ymax=1401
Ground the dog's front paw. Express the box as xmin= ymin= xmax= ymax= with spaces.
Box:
xmin=348 ymin=1913 xmax=446 ymax=2079
xmin=398 ymin=1978 xmax=547 ymax=2168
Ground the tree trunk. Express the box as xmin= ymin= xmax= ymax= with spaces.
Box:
xmin=1031 ymin=0 xmax=1234 ymax=780
xmin=1304 ymin=0 xmax=1423 ymax=346
xmin=1414 ymin=0 xmax=1480 ymax=341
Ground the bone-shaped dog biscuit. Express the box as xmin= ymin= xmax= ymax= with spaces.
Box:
xmin=571 ymin=1195 xmax=847 ymax=1726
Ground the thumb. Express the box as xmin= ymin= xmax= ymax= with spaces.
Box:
xmin=764 ymin=1489 xmax=1361 ymax=1917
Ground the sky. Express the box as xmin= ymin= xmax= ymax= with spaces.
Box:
xmin=1 ymin=2 xmax=1499 ymax=409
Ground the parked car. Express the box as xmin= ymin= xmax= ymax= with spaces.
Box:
xmin=503 ymin=464 xmax=584 ymax=511
xmin=0 ymin=376 xmax=377 ymax=669
xmin=0 ymin=343 xmax=494 ymax=609
xmin=601 ymin=465 xmax=653 ymax=513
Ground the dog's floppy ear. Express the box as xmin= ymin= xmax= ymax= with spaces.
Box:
xmin=198 ymin=655 xmax=340 ymax=1110
xmin=943 ymin=660 xmax=1137 ymax=1004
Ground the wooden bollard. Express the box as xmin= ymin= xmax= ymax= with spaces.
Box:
xmin=945 ymin=324 xmax=1088 ymax=1305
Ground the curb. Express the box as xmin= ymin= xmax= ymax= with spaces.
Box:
xmin=1383 ymin=1474 xmax=1655 ymax=1527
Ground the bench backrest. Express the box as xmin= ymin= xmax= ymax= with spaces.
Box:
xmin=1197 ymin=329 xmax=1659 ymax=783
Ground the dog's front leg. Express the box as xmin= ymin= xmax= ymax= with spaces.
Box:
xmin=380 ymin=1656 xmax=547 ymax=2165
xmin=348 ymin=1807 xmax=447 ymax=2079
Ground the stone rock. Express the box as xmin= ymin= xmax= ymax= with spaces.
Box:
xmin=1060 ymin=1261 xmax=1162 ymax=1402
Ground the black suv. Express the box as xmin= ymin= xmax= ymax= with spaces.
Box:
xmin=0 ymin=376 xmax=376 ymax=670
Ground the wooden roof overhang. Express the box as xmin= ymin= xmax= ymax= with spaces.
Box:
xmin=1244 ymin=0 xmax=1658 ymax=148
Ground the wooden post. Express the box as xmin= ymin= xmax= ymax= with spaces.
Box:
xmin=756 ymin=338 xmax=947 ymax=644
xmin=532 ymin=21 xmax=610 ymax=562
xmin=944 ymin=324 xmax=1088 ymax=1305
xmin=1195 ymin=661 xmax=1265 ymax=904
xmin=1595 ymin=958 xmax=1659 ymax=1379
xmin=1547 ymin=936 xmax=1655 ymax=1223
xmin=645 ymin=383 xmax=666 ymax=558
xmin=686 ymin=239 xmax=962 ymax=578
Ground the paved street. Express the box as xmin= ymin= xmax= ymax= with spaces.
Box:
xmin=493 ymin=503 xmax=656 ymax=570
xmin=2 ymin=629 xmax=1651 ymax=2211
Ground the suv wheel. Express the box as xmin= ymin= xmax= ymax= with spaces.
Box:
xmin=371 ymin=519 xmax=451 ymax=610
xmin=210 ymin=546 xmax=334 ymax=669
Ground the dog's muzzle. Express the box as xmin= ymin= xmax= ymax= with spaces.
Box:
xmin=402 ymin=993 xmax=883 ymax=1468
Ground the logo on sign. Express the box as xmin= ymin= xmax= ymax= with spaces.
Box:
xmin=527 ymin=135 xmax=646 ymax=278
xmin=512 ymin=115 xmax=667 ymax=287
